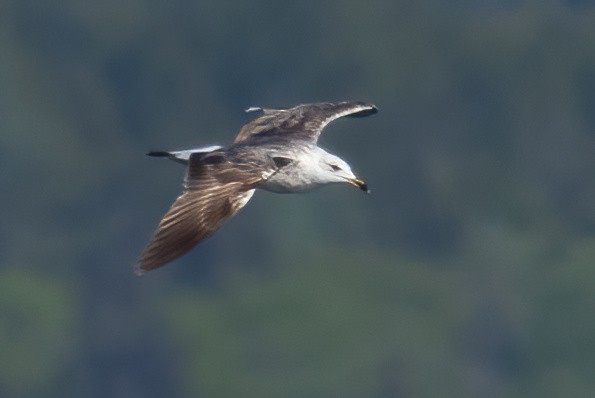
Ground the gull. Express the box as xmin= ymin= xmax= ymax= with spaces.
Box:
xmin=136 ymin=101 xmax=378 ymax=275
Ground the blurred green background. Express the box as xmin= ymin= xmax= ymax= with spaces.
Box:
xmin=2 ymin=1 xmax=595 ymax=397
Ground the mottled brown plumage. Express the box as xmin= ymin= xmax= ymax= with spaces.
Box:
xmin=137 ymin=101 xmax=377 ymax=275
xmin=234 ymin=101 xmax=377 ymax=144
xmin=136 ymin=153 xmax=268 ymax=274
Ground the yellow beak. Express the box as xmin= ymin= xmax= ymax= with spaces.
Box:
xmin=348 ymin=177 xmax=370 ymax=193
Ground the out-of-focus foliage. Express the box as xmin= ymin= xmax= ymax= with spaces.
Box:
xmin=0 ymin=270 xmax=78 ymax=397
xmin=162 ymin=247 xmax=468 ymax=397
xmin=2 ymin=1 xmax=595 ymax=397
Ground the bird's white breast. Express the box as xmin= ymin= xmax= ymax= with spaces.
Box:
xmin=258 ymin=151 xmax=324 ymax=193
xmin=260 ymin=172 xmax=320 ymax=193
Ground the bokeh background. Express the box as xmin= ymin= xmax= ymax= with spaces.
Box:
xmin=3 ymin=1 xmax=595 ymax=397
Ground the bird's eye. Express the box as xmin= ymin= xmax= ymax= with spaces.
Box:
xmin=330 ymin=164 xmax=341 ymax=171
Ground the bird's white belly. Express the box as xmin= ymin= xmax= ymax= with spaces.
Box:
xmin=259 ymin=169 xmax=322 ymax=193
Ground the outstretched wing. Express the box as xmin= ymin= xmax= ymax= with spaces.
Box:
xmin=136 ymin=152 xmax=266 ymax=275
xmin=233 ymin=101 xmax=378 ymax=145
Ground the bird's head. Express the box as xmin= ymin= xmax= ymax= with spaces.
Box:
xmin=318 ymin=152 xmax=369 ymax=193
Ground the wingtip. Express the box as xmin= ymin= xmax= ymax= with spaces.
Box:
xmin=134 ymin=263 xmax=146 ymax=277
xmin=352 ymin=103 xmax=379 ymax=117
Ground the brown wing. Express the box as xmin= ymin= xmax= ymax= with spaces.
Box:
xmin=135 ymin=153 xmax=264 ymax=275
xmin=233 ymin=101 xmax=378 ymax=145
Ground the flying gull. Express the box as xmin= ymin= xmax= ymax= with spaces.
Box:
xmin=136 ymin=101 xmax=378 ymax=275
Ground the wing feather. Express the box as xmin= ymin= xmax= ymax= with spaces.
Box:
xmin=234 ymin=101 xmax=377 ymax=144
xmin=136 ymin=153 xmax=262 ymax=275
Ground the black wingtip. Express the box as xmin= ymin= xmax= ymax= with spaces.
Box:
xmin=146 ymin=151 xmax=171 ymax=157
xmin=348 ymin=103 xmax=378 ymax=118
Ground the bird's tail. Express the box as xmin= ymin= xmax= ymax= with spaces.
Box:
xmin=146 ymin=151 xmax=171 ymax=157
xmin=146 ymin=146 xmax=223 ymax=165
